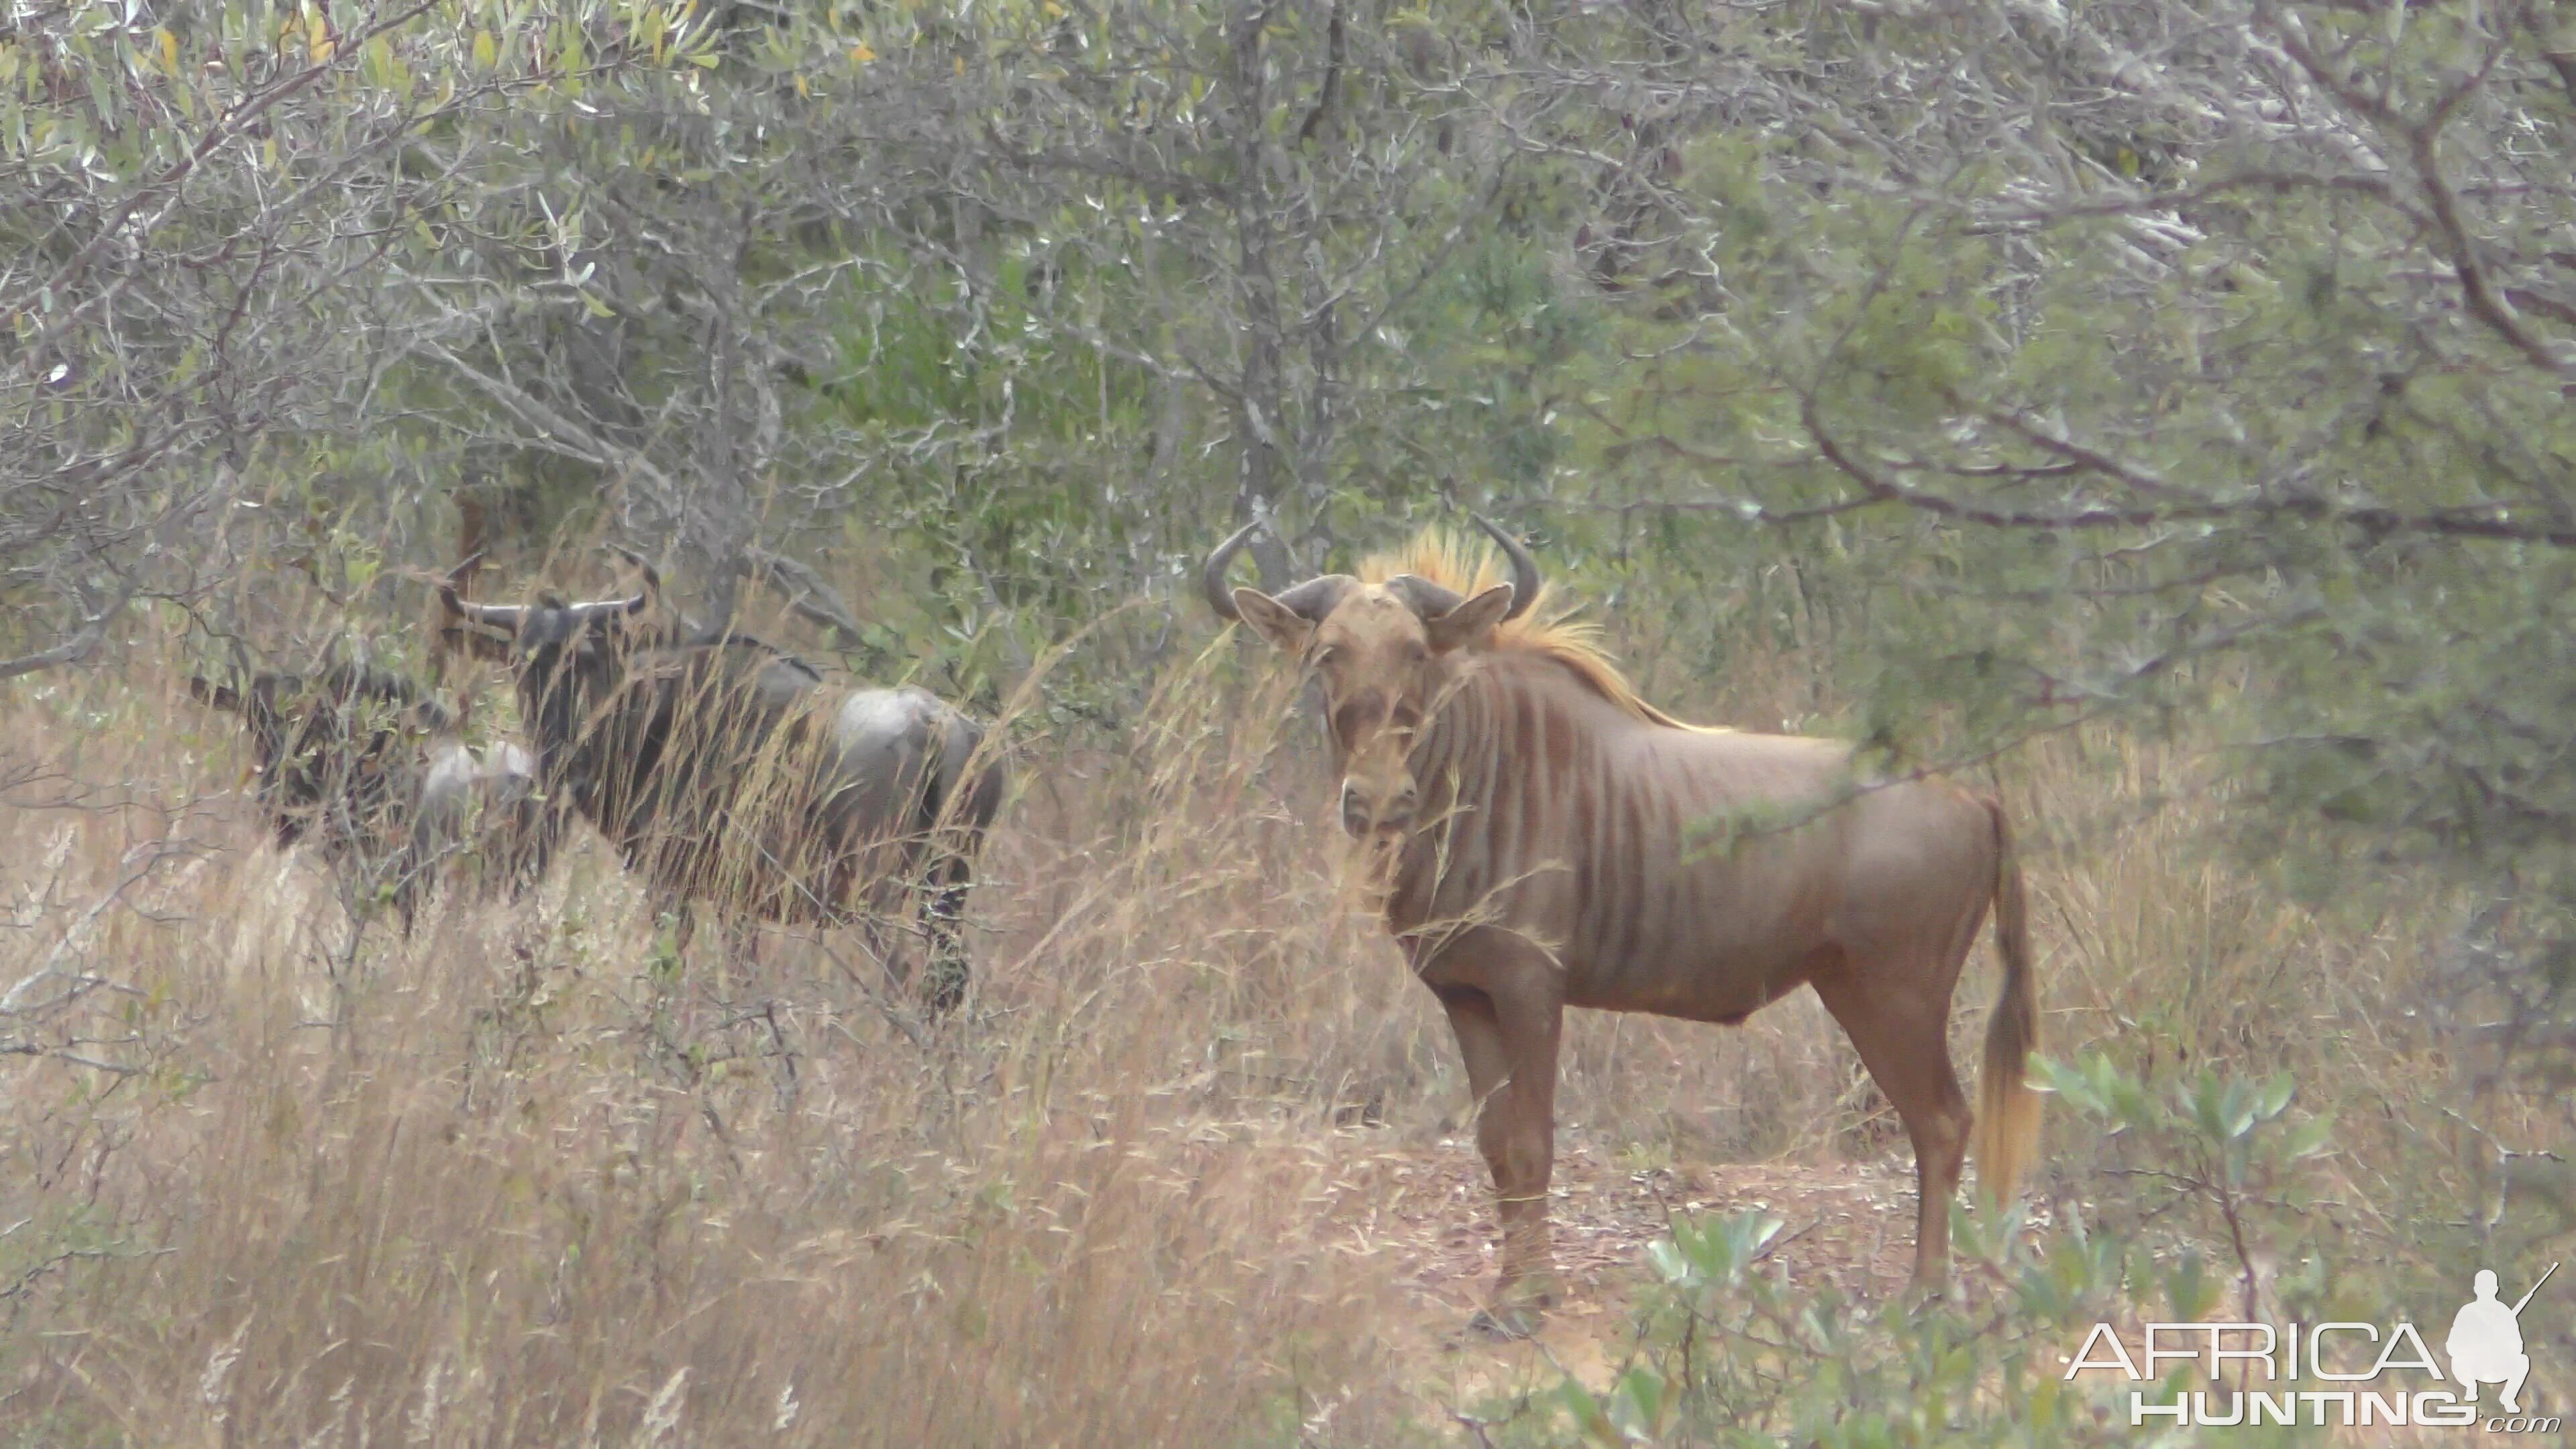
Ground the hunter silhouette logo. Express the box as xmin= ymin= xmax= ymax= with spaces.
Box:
xmin=2449 ymin=1263 xmax=2554 ymax=1414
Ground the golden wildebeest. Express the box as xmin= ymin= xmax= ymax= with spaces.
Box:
xmin=187 ymin=661 xmax=553 ymax=931
xmin=1204 ymin=517 xmax=2038 ymax=1330
xmin=437 ymin=549 xmax=1008 ymax=1012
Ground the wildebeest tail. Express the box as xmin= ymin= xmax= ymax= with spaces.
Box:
xmin=910 ymin=706 xmax=1006 ymax=932
xmin=923 ymin=710 xmax=1008 ymax=843
xmin=914 ymin=708 xmax=1006 ymax=1014
xmin=1974 ymin=796 xmax=2041 ymax=1211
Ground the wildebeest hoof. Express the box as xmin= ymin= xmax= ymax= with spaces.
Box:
xmin=1468 ymin=1303 xmax=1542 ymax=1340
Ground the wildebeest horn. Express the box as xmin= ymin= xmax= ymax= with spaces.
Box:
xmin=1200 ymin=521 xmax=1263 ymax=622
xmin=1204 ymin=521 xmax=1356 ymax=623
xmin=567 ymin=593 xmax=649 ymax=621
xmin=545 ymin=546 xmax=655 ymax=620
xmin=1271 ymin=574 xmax=1357 ymax=621
xmin=1472 ymin=514 xmax=1542 ymax=622
xmin=439 ymin=553 xmax=527 ymax=633
xmin=1385 ymin=574 xmax=1465 ymax=618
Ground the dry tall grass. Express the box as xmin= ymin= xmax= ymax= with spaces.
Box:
xmin=0 ymin=610 xmax=2536 ymax=1446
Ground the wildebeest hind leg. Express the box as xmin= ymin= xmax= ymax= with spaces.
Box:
xmin=1813 ymin=958 xmax=1971 ymax=1293
xmin=918 ymin=851 xmax=973 ymax=1016
xmin=389 ymin=843 xmax=433 ymax=939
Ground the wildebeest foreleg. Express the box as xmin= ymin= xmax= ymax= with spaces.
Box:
xmin=506 ymin=800 xmax=560 ymax=902
xmin=1434 ymin=970 xmax=1564 ymax=1335
xmin=1436 ymin=985 xmax=1530 ymax=1335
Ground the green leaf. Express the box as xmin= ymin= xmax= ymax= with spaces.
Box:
xmin=2257 ymin=1071 xmax=2294 ymax=1122
xmin=2283 ymin=1116 xmax=2336 ymax=1159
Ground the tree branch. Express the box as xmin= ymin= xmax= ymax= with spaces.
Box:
xmin=5 ymin=0 xmax=447 ymax=376
xmin=0 ymin=582 xmax=133 ymax=682
xmin=1798 ymin=392 xmax=2576 ymax=549
xmin=411 ymin=337 xmax=686 ymax=498
xmin=745 ymin=546 xmax=871 ymax=645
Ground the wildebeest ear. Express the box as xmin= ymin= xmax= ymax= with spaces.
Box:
xmin=440 ymin=627 xmax=513 ymax=663
xmin=188 ymin=676 xmax=243 ymax=712
xmin=1230 ymin=587 xmax=1314 ymax=655
xmin=1423 ymin=583 xmax=1517 ymax=654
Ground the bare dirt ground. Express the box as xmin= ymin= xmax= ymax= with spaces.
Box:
xmin=1297 ymin=1131 xmax=1940 ymax=1411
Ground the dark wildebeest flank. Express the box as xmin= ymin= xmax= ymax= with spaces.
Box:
xmin=186 ymin=661 xmax=551 ymax=932
xmin=1205 ymin=517 xmax=2040 ymax=1334
xmin=437 ymin=548 xmax=1007 ymax=1013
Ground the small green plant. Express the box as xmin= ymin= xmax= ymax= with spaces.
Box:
xmin=1517 ymin=1051 xmax=2378 ymax=1447
xmin=646 ymin=910 xmax=686 ymax=987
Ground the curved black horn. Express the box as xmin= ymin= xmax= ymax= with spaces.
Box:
xmin=603 ymin=543 xmax=663 ymax=598
xmin=1384 ymin=574 xmax=1465 ymax=618
xmin=439 ymin=553 xmax=526 ymax=632
xmin=1272 ymin=574 xmax=1358 ymax=622
xmin=1472 ymin=514 xmax=1542 ymax=621
xmin=1200 ymin=521 xmax=1263 ymax=622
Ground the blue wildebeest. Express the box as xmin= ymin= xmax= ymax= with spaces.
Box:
xmin=1205 ymin=517 xmax=2039 ymax=1332
xmin=187 ymin=661 xmax=551 ymax=932
xmin=436 ymin=549 xmax=1007 ymax=1012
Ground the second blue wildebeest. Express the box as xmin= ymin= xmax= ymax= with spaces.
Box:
xmin=438 ymin=550 xmax=1006 ymax=1011
xmin=189 ymin=661 xmax=552 ymax=930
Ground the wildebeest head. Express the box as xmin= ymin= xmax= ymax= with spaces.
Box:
xmin=1205 ymin=515 xmax=1538 ymax=837
xmin=189 ymin=663 xmax=453 ymax=847
xmin=437 ymin=547 xmax=663 ymax=782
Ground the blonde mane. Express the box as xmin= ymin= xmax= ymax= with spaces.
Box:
xmin=1360 ymin=528 xmax=1725 ymax=733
